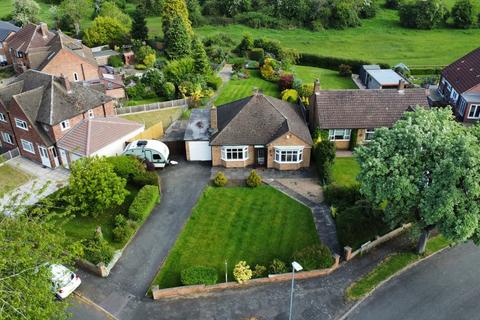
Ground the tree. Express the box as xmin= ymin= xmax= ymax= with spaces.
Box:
xmin=235 ymin=33 xmax=253 ymax=56
xmin=186 ymin=0 xmax=203 ymax=26
xmin=356 ymin=108 xmax=480 ymax=254
xmin=164 ymin=14 xmax=191 ymax=60
xmin=68 ymin=156 xmax=129 ymax=217
xmin=98 ymin=1 xmax=131 ymax=28
xmin=83 ymin=16 xmax=129 ymax=47
xmin=58 ymin=0 xmax=93 ymax=36
xmin=451 ymin=0 xmax=474 ymax=28
xmin=192 ymin=36 xmax=210 ymax=74
xmin=12 ymin=0 xmax=40 ymax=26
xmin=162 ymin=0 xmax=193 ymax=36
xmin=131 ymin=7 xmax=149 ymax=41
xmin=399 ymin=0 xmax=447 ymax=29
xmin=139 ymin=0 xmax=163 ymax=16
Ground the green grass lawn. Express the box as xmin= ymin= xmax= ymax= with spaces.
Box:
xmin=154 ymin=186 xmax=320 ymax=288
xmin=332 ymin=157 xmax=360 ymax=187
xmin=0 ymin=164 xmax=33 ymax=197
xmin=215 ymin=70 xmax=279 ymax=105
xmin=292 ymin=65 xmax=356 ymax=89
xmin=120 ymin=107 xmax=183 ymax=129
xmin=126 ymin=96 xmax=167 ymax=107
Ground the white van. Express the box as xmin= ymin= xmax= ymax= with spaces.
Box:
xmin=123 ymin=140 xmax=175 ymax=168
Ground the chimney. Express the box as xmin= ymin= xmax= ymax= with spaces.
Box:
xmin=210 ymin=105 xmax=217 ymax=130
xmin=398 ymin=79 xmax=405 ymax=92
xmin=60 ymin=74 xmax=72 ymax=93
xmin=314 ymin=79 xmax=321 ymax=94
xmin=40 ymin=23 xmax=48 ymax=38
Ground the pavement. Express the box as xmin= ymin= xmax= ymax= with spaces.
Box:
xmin=345 ymin=242 xmax=480 ymax=320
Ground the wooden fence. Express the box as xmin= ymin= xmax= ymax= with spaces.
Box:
xmin=129 ymin=122 xmax=164 ymax=141
xmin=116 ymin=98 xmax=189 ymax=115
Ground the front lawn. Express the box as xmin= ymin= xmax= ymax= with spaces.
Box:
xmin=292 ymin=65 xmax=356 ymax=89
xmin=0 ymin=164 xmax=33 ymax=197
xmin=331 ymin=157 xmax=360 ymax=187
xmin=120 ymin=107 xmax=183 ymax=129
xmin=154 ymin=186 xmax=320 ymax=288
xmin=215 ymin=70 xmax=279 ymax=105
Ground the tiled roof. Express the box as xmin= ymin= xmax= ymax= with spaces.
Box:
xmin=6 ymin=23 xmax=55 ymax=53
xmin=442 ymin=47 xmax=480 ymax=94
xmin=314 ymin=89 xmax=429 ymax=129
xmin=211 ymin=94 xmax=313 ymax=146
xmin=57 ymin=117 xmax=144 ymax=156
xmin=0 ymin=21 xmax=20 ymax=42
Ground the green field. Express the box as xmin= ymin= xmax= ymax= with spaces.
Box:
xmin=153 ymin=186 xmax=320 ymax=288
xmin=292 ymin=65 xmax=356 ymax=89
xmin=332 ymin=157 xmax=361 ymax=187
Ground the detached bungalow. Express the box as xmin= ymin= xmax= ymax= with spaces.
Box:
xmin=185 ymin=93 xmax=313 ymax=170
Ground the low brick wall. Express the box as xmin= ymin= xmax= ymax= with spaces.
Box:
xmin=152 ymin=254 xmax=340 ymax=300
xmin=76 ymin=259 xmax=109 ymax=277
xmin=344 ymin=223 xmax=412 ymax=261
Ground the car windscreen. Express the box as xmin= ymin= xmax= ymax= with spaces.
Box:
xmin=56 ymin=272 xmax=75 ymax=288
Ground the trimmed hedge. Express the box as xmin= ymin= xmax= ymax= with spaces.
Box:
xmin=323 ymin=184 xmax=362 ymax=210
xmin=298 ymin=53 xmax=390 ymax=74
xmin=132 ymin=171 xmax=160 ymax=188
xmin=181 ymin=266 xmax=218 ymax=285
xmin=410 ymin=67 xmax=443 ymax=75
xmin=128 ymin=185 xmax=160 ymax=222
xmin=292 ymin=244 xmax=334 ymax=270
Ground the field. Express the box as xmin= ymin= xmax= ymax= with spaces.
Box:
xmin=153 ymin=186 xmax=320 ymax=288
xmin=0 ymin=164 xmax=32 ymax=197
xmin=120 ymin=107 xmax=183 ymax=129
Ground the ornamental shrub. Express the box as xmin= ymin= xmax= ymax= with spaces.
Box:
xmin=106 ymin=156 xmax=144 ymax=181
xmin=281 ymin=89 xmax=299 ymax=103
xmin=399 ymin=0 xmax=448 ymax=29
xmin=108 ymin=55 xmax=124 ymax=67
xmin=252 ymin=265 xmax=267 ymax=278
xmin=278 ymin=73 xmax=294 ymax=91
xmin=248 ymin=48 xmax=265 ymax=62
xmin=359 ymin=0 xmax=378 ymax=18
xmin=83 ymin=230 xmax=114 ymax=265
xmin=292 ymin=244 xmax=334 ymax=270
xmin=128 ymin=185 xmax=160 ymax=221
xmin=246 ymin=170 xmax=262 ymax=188
xmin=339 ymin=64 xmax=353 ymax=77
xmin=233 ymin=261 xmax=253 ymax=283
xmin=206 ymin=74 xmax=223 ymax=90
xmin=323 ymin=184 xmax=362 ymax=210
xmin=181 ymin=266 xmax=218 ymax=285
xmin=213 ymin=172 xmax=228 ymax=187
xmin=132 ymin=170 xmax=160 ymax=188
xmin=163 ymin=82 xmax=176 ymax=100
xmin=269 ymin=259 xmax=288 ymax=274
xmin=112 ymin=215 xmax=137 ymax=242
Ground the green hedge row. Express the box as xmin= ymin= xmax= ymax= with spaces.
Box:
xmin=128 ymin=185 xmax=161 ymax=222
xmin=298 ymin=53 xmax=390 ymax=74
xmin=410 ymin=68 xmax=443 ymax=75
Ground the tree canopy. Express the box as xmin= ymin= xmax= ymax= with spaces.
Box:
xmin=58 ymin=0 xmax=93 ymax=35
xmin=164 ymin=14 xmax=191 ymax=60
xmin=12 ymin=0 xmax=40 ymax=26
xmin=83 ymin=15 xmax=130 ymax=47
xmin=131 ymin=7 xmax=149 ymax=41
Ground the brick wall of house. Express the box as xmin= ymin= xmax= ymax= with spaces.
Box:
xmin=106 ymin=88 xmax=126 ymax=99
xmin=0 ymin=101 xmax=16 ymax=151
xmin=41 ymin=49 xmax=99 ymax=81
xmin=267 ymin=133 xmax=311 ymax=170
xmin=211 ymin=146 xmax=221 ymax=166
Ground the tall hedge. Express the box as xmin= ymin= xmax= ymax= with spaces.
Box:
xmin=128 ymin=185 xmax=160 ymax=221
xmin=315 ymin=140 xmax=336 ymax=185
xmin=298 ymin=53 xmax=390 ymax=73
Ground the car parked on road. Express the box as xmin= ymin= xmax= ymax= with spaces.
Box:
xmin=50 ymin=264 xmax=81 ymax=300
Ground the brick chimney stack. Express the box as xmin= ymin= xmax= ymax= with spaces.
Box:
xmin=40 ymin=23 xmax=48 ymax=38
xmin=398 ymin=79 xmax=405 ymax=92
xmin=60 ymin=74 xmax=72 ymax=94
xmin=314 ymin=79 xmax=321 ymax=94
xmin=210 ymin=105 xmax=217 ymax=130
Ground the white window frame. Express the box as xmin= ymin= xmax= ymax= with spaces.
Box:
xmin=21 ymin=139 xmax=35 ymax=154
xmin=274 ymin=146 xmax=304 ymax=164
xmin=88 ymin=109 xmax=94 ymax=119
xmin=2 ymin=132 xmax=13 ymax=144
xmin=365 ymin=128 xmax=376 ymax=141
xmin=15 ymin=118 xmax=28 ymax=130
xmin=328 ymin=129 xmax=351 ymax=141
xmin=73 ymin=72 xmax=79 ymax=82
xmin=221 ymin=146 xmax=249 ymax=161
xmin=459 ymin=99 xmax=467 ymax=116
xmin=468 ymin=104 xmax=480 ymax=119
xmin=60 ymin=120 xmax=70 ymax=131
xmin=0 ymin=112 xmax=6 ymax=122
xmin=450 ymin=89 xmax=459 ymax=103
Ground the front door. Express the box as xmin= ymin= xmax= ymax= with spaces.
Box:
xmin=59 ymin=149 xmax=69 ymax=169
xmin=256 ymin=148 xmax=266 ymax=166
xmin=38 ymin=146 xmax=51 ymax=168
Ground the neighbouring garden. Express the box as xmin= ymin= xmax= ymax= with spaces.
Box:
xmin=120 ymin=107 xmax=184 ymax=129
xmin=0 ymin=163 xmax=33 ymax=197
xmin=153 ymin=183 xmax=330 ymax=289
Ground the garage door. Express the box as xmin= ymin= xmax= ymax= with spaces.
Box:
xmin=188 ymin=141 xmax=211 ymax=161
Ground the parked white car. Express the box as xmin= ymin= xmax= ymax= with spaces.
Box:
xmin=50 ymin=264 xmax=81 ymax=300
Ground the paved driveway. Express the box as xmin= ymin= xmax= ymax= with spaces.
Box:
xmin=76 ymin=161 xmax=211 ymax=317
xmin=346 ymin=242 xmax=480 ymax=320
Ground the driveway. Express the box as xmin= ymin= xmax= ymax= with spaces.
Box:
xmin=345 ymin=242 xmax=480 ymax=320
xmin=76 ymin=161 xmax=211 ymax=317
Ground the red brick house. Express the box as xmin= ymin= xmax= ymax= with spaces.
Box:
xmin=0 ymin=70 xmax=117 ymax=168
xmin=0 ymin=21 xmax=19 ymax=64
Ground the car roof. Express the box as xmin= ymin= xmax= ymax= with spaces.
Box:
xmin=50 ymin=264 xmax=71 ymax=281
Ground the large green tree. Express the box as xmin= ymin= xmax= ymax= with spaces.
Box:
xmin=164 ymin=14 xmax=191 ymax=60
xmin=162 ymin=0 xmax=193 ymax=35
xmin=98 ymin=1 xmax=132 ymax=28
xmin=131 ymin=7 xmax=149 ymax=41
xmin=58 ymin=0 xmax=93 ymax=36
xmin=356 ymin=108 xmax=480 ymax=253
xmin=451 ymin=0 xmax=474 ymax=29
xmin=68 ymin=156 xmax=128 ymax=217
xmin=192 ymin=36 xmax=210 ymax=75
xmin=83 ymin=16 xmax=130 ymax=47
xmin=12 ymin=0 xmax=40 ymax=26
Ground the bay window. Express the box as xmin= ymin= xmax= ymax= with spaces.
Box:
xmin=274 ymin=147 xmax=303 ymax=163
xmin=221 ymin=146 xmax=248 ymax=161
xmin=328 ymin=129 xmax=351 ymax=141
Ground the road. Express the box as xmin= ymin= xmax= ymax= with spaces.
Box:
xmin=346 ymin=242 xmax=480 ymax=320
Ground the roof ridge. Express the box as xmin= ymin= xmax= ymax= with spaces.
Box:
xmin=49 ymin=75 xmax=54 ymax=125
xmin=24 ymin=24 xmax=39 ymax=52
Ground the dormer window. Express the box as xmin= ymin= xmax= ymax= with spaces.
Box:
xmin=60 ymin=120 xmax=70 ymax=131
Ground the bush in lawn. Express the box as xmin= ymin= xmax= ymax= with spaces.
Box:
xmin=206 ymin=74 xmax=223 ymax=90
xmin=385 ymin=0 xmax=400 ymax=9
xmin=246 ymin=170 xmax=262 ymax=188
xmin=163 ymin=58 xmax=195 ymax=86
xmin=359 ymin=0 xmax=378 ymax=18
xmin=281 ymin=89 xmax=299 ymax=103
xmin=253 ymin=38 xmax=283 ymax=59
xmin=248 ymin=48 xmax=265 ymax=62
xmin=314 ymin=140 xmax=336 ymax=185
xmin=235 ymin=12 xmax=286 ymax=29
xmin=106 ymin=156 xmax=144 ymax=181
xmin=278 ymin=73 xmax=294 ymax=91
xmin=213 ymin=172 xmax=228 ymax=187
xmin=83 ymin=229 xmax=114 ymax=265
xmin=292 ymin=244 xmax=334 ymax=270
xmin=132 ymin=170 xmax=159 ymax=188
xmin=269 ymin=259 xmax=288 ymax=274
xmin=339 ymin=64 xmax=353 ymax=77
xmin=233 ymin=261 xmax=253 ymax=283
xmin=128 ymin=185 xmax=160 ymax=221
xmin=108 ymin=55 xmax=124 ymax=67
xmin=181 ymin=266 xmax=218 ymax=285
xmin=163 ymin=82 xmax=176 ymax=100
xmin=399 ymin=0 xmax=447 ymax=29
xmin=252 ymin=265 xmax=267 ymax=278
xmin=329 ymin=0 xmax=361 ymax=29
xmin=112 ymin=214 xmax=137 ymax=242
xmin=235 ymin=33 xmax=254 ymax=56
xmin=323 ymin=184 xmax=362 ymax=209
xmin=451 ymin=0 xmax=474 ymax=28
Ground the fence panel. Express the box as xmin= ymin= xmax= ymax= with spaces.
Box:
xmin=116 ymin=98 xmax=189 ymax=115
xmin=0 ymin=148 xmax=20 ymax=163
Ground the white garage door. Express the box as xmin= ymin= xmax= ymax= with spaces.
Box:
xmin=188 ymin=141 xmax=211 ymax=161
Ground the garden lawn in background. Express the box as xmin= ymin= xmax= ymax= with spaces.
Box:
xmin=126 ymin=97 xmax=166 ymax=107
xmin=0 ymin=164 xmax=32 ymax=197
xmin=332 ymin=157 xmax=360 ymax=187
xmin=215 ymin=70 xmax=279 ymax=105
xmin=292 ymin=65 xmax=356 ymax=89
xmin=120 ymin=107 xmax=183 ymax=129
xmin=154 ymin=186 xmax=320 ymax=288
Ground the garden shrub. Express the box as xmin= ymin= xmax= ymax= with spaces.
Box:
xmin=253 ymin=38 xmax=283 ymax=59
xmin=126 ymin=83 xmax=148 ymax=99
xmin=106 ymin=156 xmax=144 ymax=181
xmin=314 ymin=140 xmax=336 ymax=185
xmin=132 ymin=170 xmax=159 ymax=188
xmin=112 ymin=215 xmax=137 ymax=242
xmin=108 ymin=55 xmax=124 ymax=67
xmin=339 ymin=64 xmax=353 ymax=77
xmin=451 ymin=0 xmax=474 ymax=28
xmin=298 ymin=84 xmax=314 ymax=100
xmin=269 ymin=259 xmax=288 ymax=274
xmin=292 ymin=244 xmax=334 ymax=270
xmin=246 ymin=170 xmax=262 ymax=188
xmin=349 ymin=129 xmax=358 ymax=150
xmin=163 ymin=58 xmax=195 ymax=86
xmin=206 ymin=74 xmax=223 ymax=90
xmin=128 ymin=185 xmax=160 ymax=221
xmin=181 ymin=266 xmax=218 ymax=285
xmin=83 ymin=230 xmax=114 ymax=265
xmin=248 ymin=48 xmax=265 ymax=62
xmin=359 ymin=0 xmax=378 ymax=18
xmin=385 ymin=0 xmax=401 ymax=9
xmin=233 ymin=261 xmax=253 ymax=283
xmin=135 ymin=64 xmax=147 ymax=70
xmin=329 ymin=0 xmax=361 ymax=29
xmin=399 ymin=0 xmax=448 ymax=29
xmin=163 ymin=82 xmax=176 ymax=100
xmin=213 ymin=172 xmax=228 ymax=187
xmin=323 ymin=184 xmax=362 ymax=209
xmin=281 ymin=89 xmax=299 ymax=103
xmin=278 ymin=73 xmax=294 ymax=91
xmin=252 ymin=265 xmax=267 ymax=278
xmin=235 ymin=12 xmax=287 ymax=29
xmin=235 ymin=33 xmax=254 ymax=56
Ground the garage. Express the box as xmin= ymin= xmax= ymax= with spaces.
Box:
xmin=186 ymin=141 xmax=211 ymax=161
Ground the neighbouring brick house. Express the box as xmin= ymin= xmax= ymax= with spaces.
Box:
xmin=0 ymin=70 xmax=117 ymax=168
xmin=184 ymin=93 xmax=313 ymax=170
xmin=0 ymin=21 xmax=19 ymax=64
xmin=437 ymin=47 xmax=480 ymax=123
xmin=309 ymin=80 xmax=430 ymax=149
